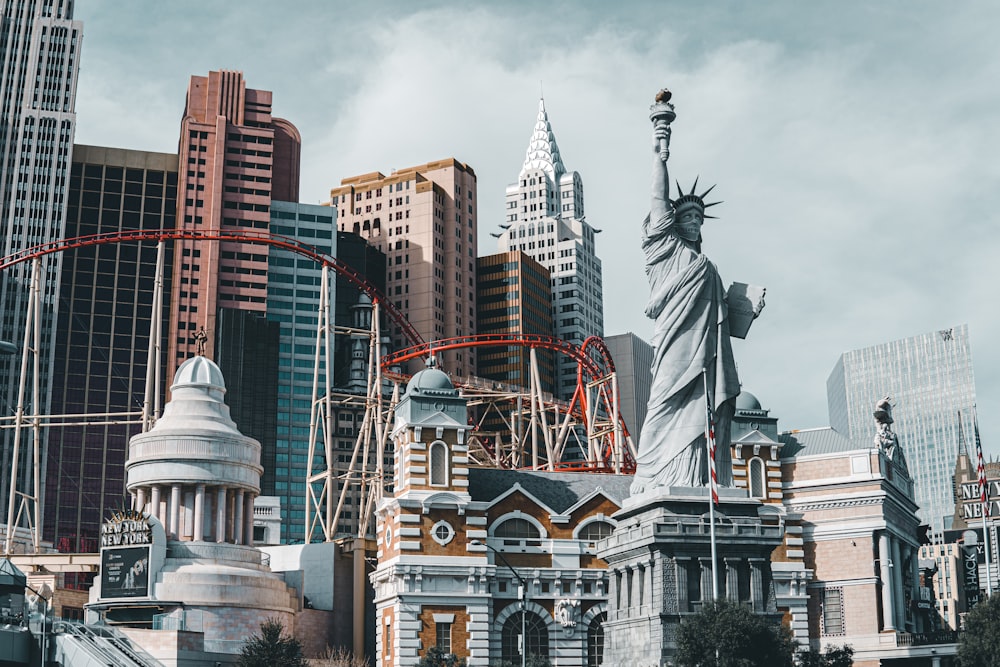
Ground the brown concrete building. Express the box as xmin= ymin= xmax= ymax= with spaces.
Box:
xmin=167 ymin=70 xmax=301 ymax=368
xmin=475 ymin=250 xmax=554 ymax=393
xmin=372 ymin=360 xmax=625 ymax=666
xmin=778 ymin=424 xmax=948 ymax=665
xmin=331 ymin=159 xmax=478 ymax=377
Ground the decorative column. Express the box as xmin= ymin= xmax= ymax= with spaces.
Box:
xmin=150 ymin=486 xmax=161 ymax=523
xmin=135 ymin=487 xmax=146 ymax=514
xmin=891 ymin=536 xmax=905 ymax=629
xmin=216 ymin=487 xmax=227 ymax=543
xmin=234 ymin=490 xmax=245 ymax=544
xmin=631 ymin=566 xmax=641 ymax=610
xmin=643 ymin=560 xmax=654 ymax=613
xmin=700 ymin=558 xmax=714 ymax=605
xmin=193 ymin=484 xmax=205 ymax=542
xmin=749 ymin=558 xmax=766 ymax=613
xmin=244 ymin=493 xmax=255 ymax=546
xmin=725 ymin=558 xmax=740 ymax=602
xmin=878 ymin=531 xmax=895 ymax=631
xmin=169 ymin=484 xmax=181 ymax=539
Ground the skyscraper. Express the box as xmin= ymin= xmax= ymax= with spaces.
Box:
xmin=496 ymin=99 xmax=604 ymax=399
xmin=46 ymin=145 xmax=177 ymax=551
xmin=167 ymin=70 xmax=301 ymax=368
xmin=0 ymin=0 xmax=82 ymax=532
xmin=265 ymin=200 xmax=336 ymax=542
xmin=331 ymin=159 xmax=478 ymax=377
xmin=602 ymin=332 xmax=653 ymax=447
xmin=827 ymin=324 xmax=978 ymax=533
xmin=476 ymin=250 xmax=554 ymax=394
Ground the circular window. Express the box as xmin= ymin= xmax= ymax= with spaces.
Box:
xmin=384 ymin=524 xmax=393 ymax=546
xmin=432 ymin=520 xmax=455 ymax=546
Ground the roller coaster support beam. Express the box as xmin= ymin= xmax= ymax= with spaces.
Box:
xmin=141 ymin=241 xmax=165 ymax=432
xmin=4 ymin=259 xmax=43 ymax=555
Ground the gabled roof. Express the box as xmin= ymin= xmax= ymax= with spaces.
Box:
xmin=779 ymin=427 xmax=868 ymax=458
xmin=468 ymin=468 xmax=632 ymax=514
xmin=734 ymin=428 xmax=780 ymax=446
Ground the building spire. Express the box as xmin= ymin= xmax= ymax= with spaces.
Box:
xmin=520 ymin=98 xmax=566 ymax=183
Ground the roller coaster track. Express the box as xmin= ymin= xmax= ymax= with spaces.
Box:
xmin=0 ymin=228 xmax=424 ymax=347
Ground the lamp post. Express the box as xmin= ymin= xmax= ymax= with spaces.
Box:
xmin=471 ymin=539 xmax=527 ymax=667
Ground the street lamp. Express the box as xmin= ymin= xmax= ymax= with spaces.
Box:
xmin=471 ymin=539 xmax=527 ymax=667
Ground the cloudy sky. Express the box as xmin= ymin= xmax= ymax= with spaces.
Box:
xmin=74 ymin=1 xmax=1000 ymax=456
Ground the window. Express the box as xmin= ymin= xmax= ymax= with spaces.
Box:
xmin=495 ymin=518 xmax=540 ymax=539
xmin=429 ymin=440 xmax=448 ymax=486
xmin=821 ymin=587 xmax=844 ymax=636
xmin=435 ymin=622 xmax=452 ymax=654
xmin=749 ymin=457 xmax=766 ymax=499
xmin=587 ymin=612 xmax=606 ymax=666
xmin=578 ymin=521 xmax=614 ymax=542
xmin=501 ymin=611 xmax=549 ymax=665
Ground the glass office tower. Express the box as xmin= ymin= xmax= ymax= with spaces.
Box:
xmin=0 ymin=0 xmax=82 ymax=534
xmin=827 ymin=324 xmax=978 ymax=534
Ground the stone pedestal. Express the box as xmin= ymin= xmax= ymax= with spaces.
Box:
xmin=597 ymin=487 xmax=784 ymax=667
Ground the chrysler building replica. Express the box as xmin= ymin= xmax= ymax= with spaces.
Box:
xmin=497 ymin=99 xmax=604 ymax=400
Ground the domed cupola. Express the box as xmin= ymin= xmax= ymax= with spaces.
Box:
xmin=125 ymin=355 xmax=262 ymax=544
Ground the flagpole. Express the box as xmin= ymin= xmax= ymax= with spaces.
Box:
xmin=704 ymin=369 xmax=719 ymax=601
xmin=974 ymin=409 xmax=994 ymax=596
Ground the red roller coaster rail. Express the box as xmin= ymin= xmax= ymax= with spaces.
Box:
xmin=0 ymin=228 xmax=634 ymax=472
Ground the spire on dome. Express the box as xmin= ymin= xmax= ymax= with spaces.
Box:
xmin=519 ymin=98 xmax=566 ymax=184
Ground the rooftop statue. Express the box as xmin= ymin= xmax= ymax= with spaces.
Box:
xmin=873 ymin=395 xmax=899 ymax=460
xmin=630 ymin=89 xmax=764 ymax=495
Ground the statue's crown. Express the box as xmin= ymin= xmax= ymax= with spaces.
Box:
xmin=672 ymin=177 xmax=722 ymax=219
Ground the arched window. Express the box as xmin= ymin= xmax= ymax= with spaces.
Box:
xmin=501 ymin=610 xmax=549 ymax=665
xmin=429 ymin=441 xmax=448 ymax=486
xmin=587 ymin=612 xmax=606 ymax=666
xmin=749 ymin=457 xmax=766 ymax=499
xmin=578 ymin=521 xmax=615 ymax=542
xmin=494 ymin=518 xmax=541 ymax=540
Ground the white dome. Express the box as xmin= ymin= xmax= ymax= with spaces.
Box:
xmin=171 ymin=355 xmax=226 ymax=395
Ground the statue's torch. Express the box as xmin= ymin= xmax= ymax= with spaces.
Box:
xmin=649 ymin=88 xmax=675 ymax=163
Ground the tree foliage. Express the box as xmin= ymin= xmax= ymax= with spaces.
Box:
xmin=798 ymin=644 xmax=854 ymax=667
xmin=675 ymin=599 xmax=796 ymax=667
xmin=238 ymin=618 xmax=307 ymax=667
xmin=317 ymin=645 xmax=369 ymax=667
xmin=417 ymin=646 xmax=467 ymax=667
xmin=958 ymin=592 xmax=1000 ymax=667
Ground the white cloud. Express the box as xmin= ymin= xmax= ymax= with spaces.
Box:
xmin=72 ymin=1 xmax=1000 ymax=457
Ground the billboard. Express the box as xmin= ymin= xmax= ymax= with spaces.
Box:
xmin=100 ymin=546 xmax=150 ymax=599
xmin=99 ymin=509 xmax=155 ymax=600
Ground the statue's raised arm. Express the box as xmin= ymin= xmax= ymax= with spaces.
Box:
xmin=649 ymin=88 xmax=675 ymax=223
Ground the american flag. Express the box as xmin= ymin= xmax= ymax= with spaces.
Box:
xmin=975 ymin=416 xmax=990 ymax=517
xmin=706 ymin=390 xmax=719 ymax=506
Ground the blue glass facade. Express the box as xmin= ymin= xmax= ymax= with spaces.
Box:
xmin=267 ymin=201 xmax=337 ymax=543
xmin=827 ymin=324 xmax=978 ymax=533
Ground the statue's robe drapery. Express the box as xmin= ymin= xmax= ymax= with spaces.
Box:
xmin=630 ymin=210 xmax=740 ymax=494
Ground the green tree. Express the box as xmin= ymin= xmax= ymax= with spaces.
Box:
xmin=417 ymin=646 xmax=467 ymax=667
xmin=958 ymin=592 xmax=1000 ymax=667
xmin=798 ymin=644 xmax=854 ymax=667
xmin=675 ymin=599 xmax=796 ymax=667
xmin=238 ymin=618 xmax=308 ymax=667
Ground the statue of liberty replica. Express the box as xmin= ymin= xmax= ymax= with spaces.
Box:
xmin=598 ymin=90 xmax=780 ymax=667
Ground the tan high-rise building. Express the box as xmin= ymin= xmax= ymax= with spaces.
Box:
xmin=331 ymin=159 xmax=478 ymax=376
xmin=167 ymin=70 xmax=301 ymax=369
